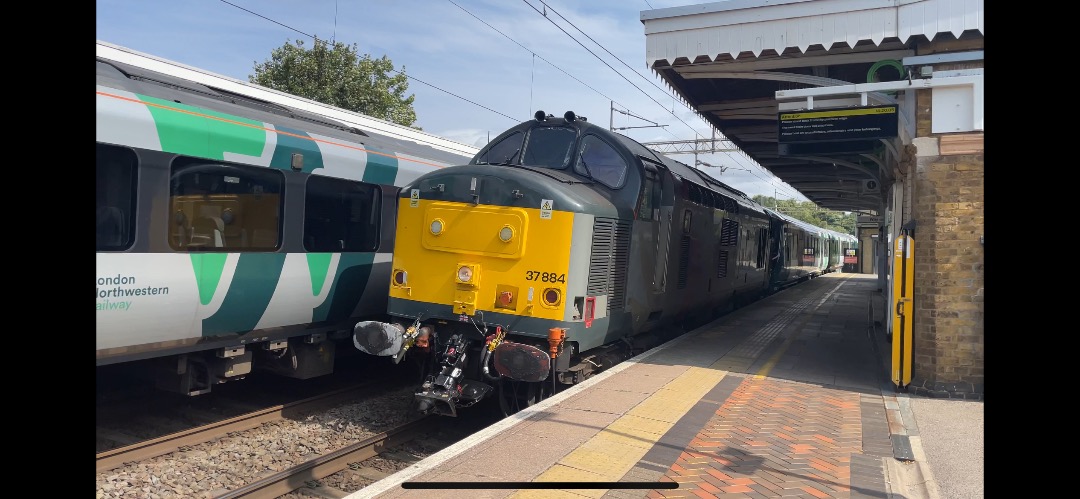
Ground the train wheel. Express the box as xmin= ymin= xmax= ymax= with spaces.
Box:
xmin=498 ymin=379 xmax=542 ymax=417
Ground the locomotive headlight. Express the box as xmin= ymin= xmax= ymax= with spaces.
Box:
xmin=430 ymin=218 xmax=445 ymax=235
xmin=498 ymin=225 xmax=514 ymax=242
xmin=457 ymin=266 xmax=474 ymax=282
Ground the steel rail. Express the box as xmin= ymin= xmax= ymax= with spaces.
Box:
xmin=96 ymin=383 xmax=384 ymax=473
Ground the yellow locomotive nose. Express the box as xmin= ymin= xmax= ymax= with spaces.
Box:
xmin=387 ymin=192 xmax=574 ymax=324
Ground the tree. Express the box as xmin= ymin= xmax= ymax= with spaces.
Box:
xmin=250 ymin=38 xmax=419 ymax=128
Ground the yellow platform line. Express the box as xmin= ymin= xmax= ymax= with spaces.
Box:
xmin=510 ymin=276 xmax=852 ymax=497
xmin=511 ymin=366 xmax=728 ymax=498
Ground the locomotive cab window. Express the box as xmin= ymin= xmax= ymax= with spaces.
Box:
xmin=574 ymin=135 xmax=627 ymax=189
xmin=638 ymin=169 xmax=662 ymax=221
xmin=522 ymin=127 xmax=576 ymax=169
xmin=168 ymin=160 xmax=284 ymax=251
xmin=96 ymin=144 xmax=138 ymax=251
xmin=475 ymin=131 xmax=523 ymax=165
xmin=304 ymin=176 xmax=381 ymax=252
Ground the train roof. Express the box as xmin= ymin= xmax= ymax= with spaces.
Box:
xmin=96 ymin=40 xmax=479 ymax=163
xmin=616 ymin=133 xmax=766 ymax=217
xmin=764 ymin=208 xmax=821 ymax=234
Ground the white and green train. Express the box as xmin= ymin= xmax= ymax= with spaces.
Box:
xmin=96 ymin=41 xmax=477 ymax=395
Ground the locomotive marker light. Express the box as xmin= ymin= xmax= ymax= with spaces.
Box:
xmin=541 ymin=287 xmax=562 ymax=307
xmin=430 ymin=218 xmax=445 ymax=235
xmin=457 ymin=265 xmax=474 ymax=283
xmin=499 ymin=225 xmax=514 ymax=242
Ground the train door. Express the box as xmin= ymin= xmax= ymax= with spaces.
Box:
xmin=767 ymin=218 xmax=783 ymax=290
xmin=640 ymin=164 xmax=671 ymax=294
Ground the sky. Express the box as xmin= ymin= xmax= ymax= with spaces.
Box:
xmin=96 ymin=0 xmax=809 ymax=202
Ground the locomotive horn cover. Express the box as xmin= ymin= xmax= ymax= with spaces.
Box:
xmin=493 ymin=342 xmax=551 ymax=382
xmin=353 ymin=321 xmax=405 ymax=356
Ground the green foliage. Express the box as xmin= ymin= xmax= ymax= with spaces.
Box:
xmin=250 ymin=38 xmax=419 ymax=128
xmin=752 ymin=195 xmax=856 ymax=235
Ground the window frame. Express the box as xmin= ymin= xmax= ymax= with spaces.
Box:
xmin=303 ymin=175 xmax=383 ymax=253
xmin=96 ymin=144 xmax=139 ymax=252
xmin=573 ymin=134 xmax=629 ymax=189
xmin=167 ymin=159 xmax=286 ymax=252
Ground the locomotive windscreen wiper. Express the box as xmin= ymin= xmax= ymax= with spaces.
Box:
xmin=488 ymin=148 xmax=520 ymax=166
xmin=578 ymin=157 xmax=593 ymax=177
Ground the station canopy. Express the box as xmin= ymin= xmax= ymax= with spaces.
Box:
xmin=641 ymin=0 xmax=984 ymax=213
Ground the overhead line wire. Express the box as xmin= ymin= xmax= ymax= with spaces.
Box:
xmin=218 ymin=0 xmax=517 ymax=122
xmin=523 ymin=0 xmax=802 ymax=200
xmin=220 ymin=0 xmax=805 ymax=200
xmin=537 ymin=0 xmax=677 ymax=100
xmin=520 ymin=0 xmax=701 ymax=138
xmin=446 ymin=0 xmax=620 ymax=106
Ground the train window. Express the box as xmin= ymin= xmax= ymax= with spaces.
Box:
xmin=638 ymin=171 xmax=661 ymax=221
xmin=304 ymin=176 xmax=382 ymax=252
xmin=475 ymin=131 xmax=523 ymax=165
xmin=574 ymin=135 xmax=627 ymax=188
xmin=168 ymin=159 xmax=284 ymax=251
xmin=96 ymin=144 xmax=138 ymax=251
xmin=522 ymin=127 xmax=576 ymax=169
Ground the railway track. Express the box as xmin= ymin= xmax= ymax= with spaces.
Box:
xmin=95 ymin=376 xmax=498 ymax=499
xmin=217 ymin=416 xmax=433 ymax=499
xmin=96 ymin=383 xmax=392 ymax=474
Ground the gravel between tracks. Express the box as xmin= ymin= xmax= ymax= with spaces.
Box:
xmin=96 ymin=385 xmax=420 ymax=499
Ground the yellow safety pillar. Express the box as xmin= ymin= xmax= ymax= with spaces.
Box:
xmin=891 ymin=233 xmax=914 ymax=389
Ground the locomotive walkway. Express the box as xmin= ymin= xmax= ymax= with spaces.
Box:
xmin=350 ymin=274 xmax=983 ymax=499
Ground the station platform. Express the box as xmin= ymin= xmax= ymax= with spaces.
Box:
xmin=353 ymin=273 xmax=945 ymax=499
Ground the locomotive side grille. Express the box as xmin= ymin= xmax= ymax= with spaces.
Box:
xmin=717 ymin=250 xmax=729 ymax=278
xmin=677 ymin=235 xmax=691 ymax=289
xmin=588 ymin=218 xmax=630 ymax=313
xmin=720 ymin=219 xmax=739 ymax=246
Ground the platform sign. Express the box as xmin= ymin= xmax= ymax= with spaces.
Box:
xmin=843 ymin=249 xmax=858 ymax=265
xmin=891 ymin=234 xmax=914 ymax=388
xmin=778 ymin=105 xmax=898 ymax=143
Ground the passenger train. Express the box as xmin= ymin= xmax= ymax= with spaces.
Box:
xmin=352 ymin=111 xmax=857 ymax=416
xmin=95 ymin=41 xmax=478 ymax=395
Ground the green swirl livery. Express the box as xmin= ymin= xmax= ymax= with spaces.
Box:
xmin=96 ymin=41 xmax=476 ymax=394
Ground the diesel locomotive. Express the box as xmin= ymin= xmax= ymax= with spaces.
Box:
xmin=352 ymin=111 xmax=855 ymax=416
